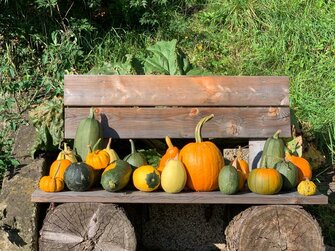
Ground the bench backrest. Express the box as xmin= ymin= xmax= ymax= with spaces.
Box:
xmin=64 ymin=75 xmax=291 ymax=139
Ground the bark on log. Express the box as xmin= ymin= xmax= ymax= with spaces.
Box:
xmin=225 ymin=205 xmax=324 ymax=251
xmin=39 ymin=203 xmax=136 ymax=251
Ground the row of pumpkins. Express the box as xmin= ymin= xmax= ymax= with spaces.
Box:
xmin=39 ymin=109 xmax=317 ymax=196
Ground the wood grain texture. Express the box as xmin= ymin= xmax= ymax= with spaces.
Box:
xmin=31 ymin=189 xmax=328 ymax=204
xmin=39 ymin=203 xmax=136 ymax=251
xmin=64 ymin=107 xmax=291 ymax=139
xmin=64 ymin=75 xmax=289 ymax=106
xmin=225 ymin=205 xmax=324 ymax=251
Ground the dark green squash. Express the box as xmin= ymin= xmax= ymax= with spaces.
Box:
xmin=64 ymin=162 xmax=94 ymax=191
xmin=101 ymin=160 xmax=132 ymax=192
xmin=275 ymin=160 xmax=299 ymax=190
xmin=259 ymin=129 xmax=285 ymax=168
xmin=73 ymin=107 xmax=103 ymax=161
xmin=218 ymin=164 xmax=239 ymax=195
xmin=123 ymin=139 xmax=147 ymax=170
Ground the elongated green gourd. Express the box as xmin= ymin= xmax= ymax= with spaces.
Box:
xmin=101 ymin=160 xmax=132 ymax=192
xmin=73 ymin=107 xmax=103 ymax=161
xmin=218 ymin=164 xmax=240 ymax=195
xmin=259 ymin=129 xmax=285 ymax=168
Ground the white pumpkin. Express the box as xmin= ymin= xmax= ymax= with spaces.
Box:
xmin=161 ymin=159 xmax=187 ymax=193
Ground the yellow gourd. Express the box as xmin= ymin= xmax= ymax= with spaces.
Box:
xmin=161 ymin=157 xmax=187 ymax=193
xmin=104 ymin=138 xmax=119 ymax=164
xmin=57 ymin=143 xmax=78 ymax=163
xmin=297 ymin=178 xmax=316 ymax=196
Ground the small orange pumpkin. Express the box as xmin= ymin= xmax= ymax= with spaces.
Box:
xmin=49 ymin=158 xmax=72 ymax=180
xmin=179 ymin=114 xmax=223 ymax=192
xmin=157 ymin=136 xmax=179 ymax=173
xmin=40 ymin=162 xmax=64 ymax=192
xmin=285 ymin=151 xmax=312 ymax=182
xmin=85 ymin=138 xmax=110 ymax=170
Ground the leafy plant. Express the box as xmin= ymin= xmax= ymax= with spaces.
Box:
xmin=29 ymin=96 xmax=64 ymax=157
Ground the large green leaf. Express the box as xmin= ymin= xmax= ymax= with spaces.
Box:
xmin=144 ymin=39 xmax=179 ymax=75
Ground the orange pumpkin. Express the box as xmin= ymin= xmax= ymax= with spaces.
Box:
xmin=157 ymin=136 xmax=179 ymax=173
xmin=179 ymin=114 xmax=223 ymax=191
xmin=49 ymin=159 xmax=72 ymax=180
xmin=40 ymin=162 xmax=64 ymax=192
xmin=285 ymin=152 xmax=312 ymax=182
xmin=85 ymin=138 xmax=110 ymax=170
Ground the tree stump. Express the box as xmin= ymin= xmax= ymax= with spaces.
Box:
xmin=39 ymin=203 xmax=136 ymax=251
xmin=225 ymin=205 xmax=324 ymax=251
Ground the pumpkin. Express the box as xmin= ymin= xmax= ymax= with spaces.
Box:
xmin=123 ymin=139 xmax=147 ymax=170
xmin=49 ymin=158 xmax=72 ymax=180
xmin=132 ymin=165 xmax=160 ymax=192
xmin=161 ymin=158 xmax=187 ymax=193
xmin=104 ymin=138 xmax=120 ymax=164
xmin=231 ymin=158 xmax=246 ymax=191
xmin=285 ymin=151 xmax=312 ymax=182
xmin=247 ymin=168 xmax=282 ymax=195
xmin=218 ymin=164 xmax=240 ymax=195
xmin=73 ymin=107 xmax=103 ymax=161
xmin=157 ymin=136 xmax=179 ymax=173
xmin=179 ymin=114 xmax=223 ymax=192
xmin=85 ymin=138 xmax=110 ymax=170
xmin=57 ymin=143 xmax=78 ymax=163
xmin=101 ymin=160 xmax=132 ymax=192
xmin=275 ymin=160 xmax=298 ymax=190
xmin=259 ymin=129 xmax=285 ymax=168
xmin=235 ymin=146 xmax=249 ymax=179
xmin=297 ymin=178 xmax=316 ymax=196
xmin=64 ymin=162 xmax=95 ymax=191
xmin=40 ymin=162 xmax=64 ymax=192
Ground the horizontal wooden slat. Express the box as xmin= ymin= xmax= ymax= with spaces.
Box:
xmin=31 ymin=189 xmax=328 ymax=204
xmin=65 ymin=107 xmax=291 ymax=139
xmin=64 ymin=75 xmax=289 ymax=107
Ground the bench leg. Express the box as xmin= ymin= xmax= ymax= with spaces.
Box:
xmin=225 ymin=205 xmax=324 ymax=251
xmin=39 ymin=203 xmax=137 ymax=251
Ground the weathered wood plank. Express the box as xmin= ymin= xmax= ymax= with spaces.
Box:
xmin=31 ymin=189 xmax=328 ymax=204
xmin=64 ymin=75 xmax=289 ymax=106
xmin=64 ymin=107 xmax=291 ymax=139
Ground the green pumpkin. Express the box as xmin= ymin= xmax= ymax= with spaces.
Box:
xmin=259 ymin=130 xmax=285 ymax=168
xmin=73 ymin=107 xmax=103 ymax=161
xmin=64 ymin=162 xmax=95 ymax=191
xmin=247 ymin=168 xmax=283 ymax=195
xmin=101 ymin=160 xmax=132 ymax=192
xmin=275 ymin=160 xmax=299 ymax=190
xmin=123 ymin=139 xmax=147 ymax=170
xmin=218 ymin=165 xmax=239 ymax=195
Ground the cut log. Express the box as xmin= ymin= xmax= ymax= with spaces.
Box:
xmin=225 ymin=205 xmax=324 ymax=251
xmin=39 ymin=203 xmax=136 ymax=251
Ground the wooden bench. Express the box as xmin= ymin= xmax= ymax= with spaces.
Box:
xmin=32 ymin=75 xmax=327 ymax=250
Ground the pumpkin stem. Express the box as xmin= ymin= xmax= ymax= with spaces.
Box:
xmin=106 ymin=138 xmax=112 ymax=150
xmin=129 ymin=139 xmax=136 ymax=154
xmin=165 ymin=136 xmax=174 ymax=149
xmin=236 ymin=146 xmax=243 ymax=159
xmin=195 ymin=114 xmax=214 ymax=143
xmin=88 ymin=107 xmax=95 ymax=119
xmin=92 ymin=138 xmax=102 ymax=152
xmin=273 ymin=129 xmax=282 ymax=139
